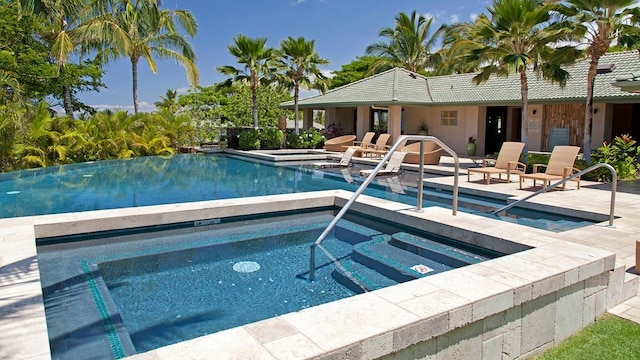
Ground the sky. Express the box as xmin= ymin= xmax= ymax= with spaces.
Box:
xmin=76 ymin=0 xmax=492 ymax=113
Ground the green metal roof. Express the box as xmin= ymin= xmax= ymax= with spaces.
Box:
xmin=282 ymin=51 xmax=640 ymax=109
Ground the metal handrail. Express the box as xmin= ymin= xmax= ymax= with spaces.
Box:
xmin=309 ymin=135 xmax=459 ymax=281
xmin=491 ymin=163 xmax=617 ymax=227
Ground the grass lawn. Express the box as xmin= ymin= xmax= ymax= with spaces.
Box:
xmin=535 ymin=313 xmax=640 ymax=359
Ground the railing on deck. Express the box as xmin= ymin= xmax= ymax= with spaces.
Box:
xmin=492 ymin=163 xmax=617 ymax=227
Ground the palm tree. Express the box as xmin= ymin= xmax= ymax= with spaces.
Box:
xmin=559 ymin=0 xmax=640 ymax=163
xmin=18 ymin=0 xmax=86 ymax=117
xmin=277 ymin=36 xmax=329 ymax=134
xmin=154 ymin=89 xmax=179 ymax=113
xmin=449 ymin=0 xmax=577 ymax=156
xmin=217 ymin=34 xmax=277 ymax=128
xmin=365 ymin=10 xmax=445 ymax=74
xmin=92 ymin=0 xmax=199 ymax=113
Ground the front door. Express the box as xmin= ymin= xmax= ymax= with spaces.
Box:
xmin=485 ymin=107 xmax=508 ymax=155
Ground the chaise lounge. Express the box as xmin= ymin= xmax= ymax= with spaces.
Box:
xmin=467 ymin=142 xmax=525 ymax=185
xmin=519 ymin=145 xmax=581 ymax=190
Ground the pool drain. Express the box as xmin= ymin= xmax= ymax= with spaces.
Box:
xmin=233 ymin=261 xmax=260 ymax=273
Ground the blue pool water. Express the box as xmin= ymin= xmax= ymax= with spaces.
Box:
xmin=1 ymin=154 xmax=595 ymax=231
xmin=37 ymin=210 xmax=502 ymax=359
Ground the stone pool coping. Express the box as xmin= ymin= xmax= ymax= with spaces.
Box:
xmin=0 ymin=189 xmax=634 ymax=359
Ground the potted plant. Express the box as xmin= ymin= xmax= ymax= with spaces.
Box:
xmin=417 ymin=121 xmax=430 ymax=136
xmin=466 ymin=136 xmax=476 ymax=156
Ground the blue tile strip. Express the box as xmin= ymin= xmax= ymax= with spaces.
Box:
xmin=80 ymin=261 xmax=127 ymax=359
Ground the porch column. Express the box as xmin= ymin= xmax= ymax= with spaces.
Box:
xmin=356 ymin=106 xmax=370 ymax=139
xmin=388 ymin=105 xmax=402 ymax=144
xmin=303 ymin=108 xmax=314 ymax=130
xmin=325 ymin=108 xmax=338 ymax=126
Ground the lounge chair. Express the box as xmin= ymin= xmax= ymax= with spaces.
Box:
xmin=361 ymin=133 xmax=391 ymax=158
xmin=400 ymin=141 xmax=442 ymax=165
xmin=360 ymin=151 xmax=406 ymax=176
xmin=519 ymin=145 xmax=581 ymax=190
xmin=349 ymin=132 xmax=376 ymax=156
xmin=467 ymin=142 xmax=525 ymax=185
xmin=313 ymin=147 xmax=357 ymax=168
xmin=324 ymin=135 xmax=356 ymax=152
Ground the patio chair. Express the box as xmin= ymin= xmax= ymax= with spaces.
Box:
xmin=324 ymin=135 xmax=356 ymax=152
xmin=360 ymin=151 xmax=406 ymax=176
xmin=361 ymin=133 xmax=391 ymax=158
xmin=313 ymin=147 xmax=357 ymax=168
xmin=349 ymin=132 xmax=376 ymax=156
xmin=467 ymin=142 xmax=525 ymax=185
xmin=401 ymin=141 xmax=442 ymax=165
xmin=519 ymin=145 xmax=581 ymax=191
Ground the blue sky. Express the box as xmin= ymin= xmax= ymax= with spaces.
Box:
xmin=77 ymin=0 xmax=491 ymax=113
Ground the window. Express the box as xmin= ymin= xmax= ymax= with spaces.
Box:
xmin=440 ymin=111 xmax=458 ymax=126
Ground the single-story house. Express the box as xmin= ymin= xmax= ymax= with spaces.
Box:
xmin=281 ymin=51 xmax=640 ymax=156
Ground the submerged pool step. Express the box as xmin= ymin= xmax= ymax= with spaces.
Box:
xmin=334 ymin=221 xmax=383 ymax=245
xmin=331 ymin=259 xmax=398 ymax=293
xmin=389 ymin=232 xmax=489 ymax=266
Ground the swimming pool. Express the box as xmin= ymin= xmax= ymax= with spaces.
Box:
xmin=1 ymin=154 xmax=595 ymax=231
xmin=37 ymin=209 xmax=503 ymax=359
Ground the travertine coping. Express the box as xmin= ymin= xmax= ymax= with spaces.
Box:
xmin=0 ymin=190 xmax=618 ymax=359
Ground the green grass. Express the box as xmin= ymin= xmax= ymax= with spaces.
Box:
xmin=535 ymin=313 xmax=640 ymax=359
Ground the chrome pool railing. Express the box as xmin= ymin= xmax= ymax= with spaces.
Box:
xmin=309 ymin=135 xmax=460 ymax=282
xmin=492 ymin=163 xmax=617 ymax=227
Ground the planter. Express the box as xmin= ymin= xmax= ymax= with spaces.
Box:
xmin=417 ymin=130 xmax=429 ymax=136
xmin=466 ymin=142 xmax=477 ymax=156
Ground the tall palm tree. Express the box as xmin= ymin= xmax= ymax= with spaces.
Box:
xmin=449 ymin=0 xmax=577 ymax=156
xmin=91 ymin=0 xmax=198 ymax=113
xmin=217 ymin=34 xmax=277 ymax=128
xmin=365 ymin=10 xmax=445 ymax=74
xmin=277 ymin=36 xmax=329 ymax=134
xmin=558 ymin=0 xmax=640 ymax=163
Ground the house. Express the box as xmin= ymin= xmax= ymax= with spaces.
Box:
xmin=281 ymin=51 xmax=640 ymax=156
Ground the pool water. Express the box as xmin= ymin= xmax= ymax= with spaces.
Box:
xmin=1 ymin=154 xmax=595 ymax=231
xmin=37 ymin=210 xmax=502 ymax=359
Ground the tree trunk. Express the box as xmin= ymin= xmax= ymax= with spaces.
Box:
xmin=294 ymin=84 xmax=300 ymax=134
xmin=132 ymin=58 xmax=139 ymax=114
xmin=583 ymin=57 xmax=600 ymax=164
xmin=519 ymin=69 xmax=529 ymax=162
xmin=252 ymin=88 xmax=258 ymax=129
xmin=62 ymin=85 xmax=74 ymax=118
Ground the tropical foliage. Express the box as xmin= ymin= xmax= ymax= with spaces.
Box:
xmin=592 ymin=134 xmax=640 ymax=181
xmin=277 ymin=36 xmax=329 ymax=133
xmin=556 ymin=0 xmax=640 ymax=163
xmin=446 ymin=0 xmax=578 ymax=156
xmin=218 ymin=34 xmax=277 ymax=128
xmin=365 ymin=10 xmax=445 ymax=75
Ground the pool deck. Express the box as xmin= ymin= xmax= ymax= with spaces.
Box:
xmin=1 ymin=153 xmax=640 ymax=359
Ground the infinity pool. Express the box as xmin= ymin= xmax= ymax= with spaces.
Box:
xmin=0 ymin=154 xmax=594 ymax=231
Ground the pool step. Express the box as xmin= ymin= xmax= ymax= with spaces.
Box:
xmin=331 ymin=259 xmax=398 ymax=293
xmin=334 ymin=221 xmax=383 ymax=245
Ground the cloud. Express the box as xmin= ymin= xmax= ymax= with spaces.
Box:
xmin=87 ymin=101 xmax=156 ymax=113
xmin=449 ymin=14 xmax=459 ymax=23
xmin=470 ymin=13 xmax=478 ymax=21
xmin=424 ymin=13 xmax=435 ymax=21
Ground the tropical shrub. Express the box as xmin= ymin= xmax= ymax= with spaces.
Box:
xmin=238 ymin=129 xmax=261 ymax=150
xmin=259 ymin=128 xmax=283 ymax=149
xmin=285 ymin=128 xmax=325 ymax=149
xmin=320 ymin=123 xmax=344 ymax=139
xmin=592 ymin=134 xmax=640 ymax=181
